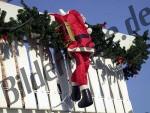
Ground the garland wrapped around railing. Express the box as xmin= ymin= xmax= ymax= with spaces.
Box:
xmin=0 ymin=0 xmax=150 ymax=80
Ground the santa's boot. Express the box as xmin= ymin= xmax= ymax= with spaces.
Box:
xmin=78 ymin=86 xmax=93 ymax=108
xmin=71 ymin=83 xmax=81 ymax=101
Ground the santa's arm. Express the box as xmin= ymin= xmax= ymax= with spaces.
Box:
xmin=69 ymin=10 xmax=92 ymax=34
xmin=69 ymin=10 xmax=86 ymax=27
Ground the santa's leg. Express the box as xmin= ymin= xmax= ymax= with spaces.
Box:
xmin=70 ymin=52 xmax=82 ymax=102
xmin=78 ymin=52 xmax=93 ymax=108
xmin=71 ymin=52 xmax=93 ymax=108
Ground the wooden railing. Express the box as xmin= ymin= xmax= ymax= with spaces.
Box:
xmin=0 ymin=41 xmax=133 ymax=113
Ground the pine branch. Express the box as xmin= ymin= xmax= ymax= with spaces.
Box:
xmin=0 ymin=18 xmax=33 ymax=32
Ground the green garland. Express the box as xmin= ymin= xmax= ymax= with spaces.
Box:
xmin=0 ymin=1 xmax=150 ymax=80
xmin=90 ymin=24 xmax=150 ymax=79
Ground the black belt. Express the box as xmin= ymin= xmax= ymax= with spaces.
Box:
xmin=75 ymin=34 xmax=90 ymax=40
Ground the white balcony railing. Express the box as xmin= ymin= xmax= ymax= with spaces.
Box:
xmin=0 ymin=41 xmax=133 ymax=113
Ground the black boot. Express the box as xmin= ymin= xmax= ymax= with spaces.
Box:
xmin=78 ymin=89 xmax=93 ymax=108
xmin=71 ymin=86 xmax=81 ymax=101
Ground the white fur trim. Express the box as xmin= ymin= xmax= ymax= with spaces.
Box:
xmin=85 ymin=24 xmax=88 ymax=28
xmin=67 ymin=47 xmax=95 ymax=52
xmin=71 ymin=82 xmax=78 ymax=86
xmin=59 ymin=9 xmax=66 ymax=15
xmin=80 ymin=85 xmax=88 ymax=91
xmin=87 ymin=28 xmax=92 ymax=34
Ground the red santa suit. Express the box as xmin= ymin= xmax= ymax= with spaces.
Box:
xmin=52 ymin=9 xmax=94 ymax=108
xmin=52 ymin=10 xmax=95 ymax=86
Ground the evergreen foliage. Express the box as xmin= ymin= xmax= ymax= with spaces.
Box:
xmin=0 ymin=1 xmax=149 ymax=79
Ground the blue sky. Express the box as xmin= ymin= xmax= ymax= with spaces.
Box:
xmin=9 ymin=0 xmax=150 ymax=113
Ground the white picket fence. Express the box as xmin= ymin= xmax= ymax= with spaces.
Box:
xmin=0 ymin=42 xmax=133 ymax=113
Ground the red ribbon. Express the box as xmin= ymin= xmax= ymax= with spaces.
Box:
xmin=1 ymin=33 xmax=8 ymax=42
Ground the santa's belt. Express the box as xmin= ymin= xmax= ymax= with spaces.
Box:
xmin=75 ymin=34 xmax=90 ymax=40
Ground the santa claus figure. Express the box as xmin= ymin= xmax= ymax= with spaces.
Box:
xmin=52 ymin=9 xmax=95 ymax=108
